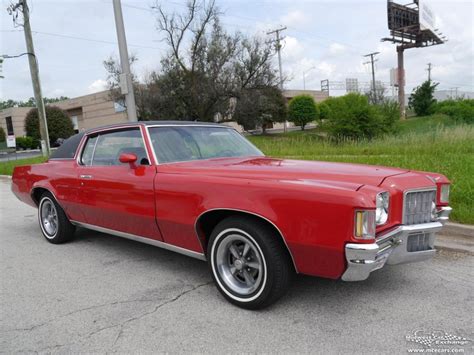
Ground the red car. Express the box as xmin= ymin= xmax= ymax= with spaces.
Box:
xmin=12 ymin=122 xmax=452 ymax=309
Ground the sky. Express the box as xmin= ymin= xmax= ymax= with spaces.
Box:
xmin=1 ymin=0 xmax=473 ymax=101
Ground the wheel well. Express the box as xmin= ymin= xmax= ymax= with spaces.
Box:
xmin=31 ymin=187 xmax=50 ymax=206
xmin=195 ymin=209 xmax=297 ymax=272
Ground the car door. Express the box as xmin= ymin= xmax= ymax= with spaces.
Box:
xmin=77 ymin=127 xmax=163 ymax=241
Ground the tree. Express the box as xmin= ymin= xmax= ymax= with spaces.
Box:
xmin=234 ymin=87 xmax=287 ymax=133
xmin=409 ymin=80 xmax=439 ymax=116
xmin=318 ymin=101 xmax=331 ymax=122
xmin=153 ymin=0 xmax=278 ymax=121
xmin=25 ymin=106 xmax=74 ymax=146
xmin=0 ymin=127 xmax=5 ymax=143
xmin=0 ymin=97 xmax=68 ymax=110
xmin=288 ymin=95 xmax=319 ymax=130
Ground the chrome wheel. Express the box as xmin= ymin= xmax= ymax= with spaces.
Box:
xmin=214 ymin=231 xmax=265 ymax=297
xmin=40 ymin=199 xmax=58 ymax=237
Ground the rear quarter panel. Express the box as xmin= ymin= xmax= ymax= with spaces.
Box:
xmin=12 ymin=160 xmax=83 ymax=221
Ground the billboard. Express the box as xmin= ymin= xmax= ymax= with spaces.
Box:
xmin=419 ymin=1 xmax=436 ymax=33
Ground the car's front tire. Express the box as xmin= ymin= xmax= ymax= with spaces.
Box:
xmin=38 ymin=192 xmax=75 ymax=244
xmin=208 ymin=216 xmax=293 ymax=309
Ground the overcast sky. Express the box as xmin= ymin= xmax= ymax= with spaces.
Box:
xmin=1 ymin=0 xmax=473 ymax=101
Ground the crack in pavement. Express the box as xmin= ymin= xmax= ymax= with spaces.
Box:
xmin=4 ymin=282 xmax=212 ymax=353
xmin=1 ymin=298 xmax=164 ymax=334
xmin=110 ymin=281 xmax=213 ymax=349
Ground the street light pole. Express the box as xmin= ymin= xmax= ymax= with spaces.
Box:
xmin=303 ymin=66 xmax=316 ymax=90
xmin=113 ymin=0 xmax=138 ymax=122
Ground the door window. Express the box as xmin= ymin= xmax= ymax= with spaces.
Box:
xmin=81 ymin=135 xmax=98 ymax=165
xmin=80 ymin=128 xmax=149 ymax=166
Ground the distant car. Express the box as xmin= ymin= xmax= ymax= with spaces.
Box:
xmin=11 ymin=121 xmax=452 ymax=309
xmin=53 ymin=138 xmax=65 ymax=147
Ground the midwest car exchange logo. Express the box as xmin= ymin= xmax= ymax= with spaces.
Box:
xmin=406 ymin=329 xmax=471 ymax=351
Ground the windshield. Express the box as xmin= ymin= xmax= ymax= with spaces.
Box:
xmin=148 ymin=126 xmax=264 ymax=164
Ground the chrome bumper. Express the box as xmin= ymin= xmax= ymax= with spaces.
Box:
xmin=341 ymin=212 xmax=451 ymax=282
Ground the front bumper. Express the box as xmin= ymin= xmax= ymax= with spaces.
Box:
xmin=341 ymin=209 xmax=451 ymax=282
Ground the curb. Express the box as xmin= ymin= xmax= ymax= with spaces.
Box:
xmin=441 ymin=222 xmax=474 ymax=238
xmin=0 ymin=175 xmax=12 ymax=179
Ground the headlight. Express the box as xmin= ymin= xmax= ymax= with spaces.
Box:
xmin=440 ymin=184 xmax=450 ymax=203
xmin=375 ymin=191 xmax=389 ymax=225
xmin=354 ymin=210 xmax=376 ymax=239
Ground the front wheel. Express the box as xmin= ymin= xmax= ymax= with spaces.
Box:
xmin=38 ymin=192 xmax=75 ymax=244
xmin=208 ymin=216 xmax=293 ymax=309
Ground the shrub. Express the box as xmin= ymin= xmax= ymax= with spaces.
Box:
xmin=435 ymin=99 xmax=474 ymax=124
xmin=25 ymin=106 xmax=74 ymax=146
xmin=318 ymin=102 xmax=331 ymax=121
xmin=408 ymin=80 xmax=438 ymax=116
xmin=288 ymin=95 xmax=319 ymax=130
xmin=15 ymin=136 xmax=36 ymax=150
xmin=324 ymin=93 xmax=385 ymax=140
xmin=375 ymin=100 xmax=400 ymax=133
xmin=0 ymin=127 xmax=5 ymax=143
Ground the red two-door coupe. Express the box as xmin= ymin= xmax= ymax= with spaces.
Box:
xmin=12 ymin=121 xmax=452 ymax=309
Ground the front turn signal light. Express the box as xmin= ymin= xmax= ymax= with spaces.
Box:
xmin=354 ymin=210 xmax=376 ymax=240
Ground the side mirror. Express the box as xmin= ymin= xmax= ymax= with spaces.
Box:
xmin=119 ymin=153 xmax=137 ymax=167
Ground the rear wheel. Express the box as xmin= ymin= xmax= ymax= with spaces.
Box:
xmin=38 ymin=192 xmax=75 ymax=244
xmin=208 ymin=216 xmax=293 ymax=309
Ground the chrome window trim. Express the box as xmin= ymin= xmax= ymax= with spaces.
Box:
xmin=402 ymin=186 xmax=437 ymax=225
xmin=144 ymin=126 xmax=159 ymax=165
xmin=145 ymin=124 xmax=264 ymax=166
xmin=70 ymin=220 xmax=206 ymax=261
xmin=194 ymin=207 xmax=298 ymax=273
xmin=76 ymin=125 xmax=151 ymax=167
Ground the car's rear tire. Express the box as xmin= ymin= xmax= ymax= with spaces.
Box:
xmin=38 ymin=192 xmax=75 ymax=244
xmin=207 ymin=216 xmax=293 ymax=309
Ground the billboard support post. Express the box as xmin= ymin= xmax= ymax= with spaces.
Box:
xmin=382 ymin=0 xmax=445 ymax=120
xmin=397 ymin=47 xmax=405 ymax=119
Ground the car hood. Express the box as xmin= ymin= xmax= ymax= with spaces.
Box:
xmin=159 ymin=156 xmax=409 ymax=190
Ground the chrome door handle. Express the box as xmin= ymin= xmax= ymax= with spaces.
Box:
xmin=80 ymin=174 xmax=93 ymax=179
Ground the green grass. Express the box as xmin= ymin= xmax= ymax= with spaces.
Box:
xmin=395 ymin=114 xmax=457 ymax=134
xmin=0 ymin=156 xmax=46 ymax=176
xmin=249 ymin=118 xmax=474 ymax=225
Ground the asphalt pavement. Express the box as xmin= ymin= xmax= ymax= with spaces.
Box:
xmin=0 ymin=177 xmax=472 ymax=354
xmin=0 ymin=150 xmax=42 ymax=163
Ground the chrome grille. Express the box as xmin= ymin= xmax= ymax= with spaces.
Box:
xmin=403 ymin=189 xmax=436 ymax=225
xmin=407 ymin=232 xmax=431 ymax=252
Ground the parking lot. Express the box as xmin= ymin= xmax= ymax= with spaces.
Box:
xmin=0 ymin=177 xmax=472 ymax=353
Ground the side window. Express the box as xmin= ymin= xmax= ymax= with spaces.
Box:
xmin=91 ymin=129 xmax=149 ymax=166
xmin=81 ymin=136 xmax=98 ymax=166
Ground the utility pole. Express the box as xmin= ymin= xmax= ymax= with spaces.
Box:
xmin=267 ymin=26 xmax=287 ymax=90
xmin=267 ymin=26 xmax=287 ymax=132
xmin=113 ymin=0 xmax=137 ymax=122
xmin=363 ymin=51 xmax=380 ymax=103
xmin=8 ymin=0 xmax=50 ymax=156
xmin=426 ymin=63 xmax=432 ymax=81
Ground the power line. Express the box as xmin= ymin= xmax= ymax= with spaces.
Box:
xmin=30 ymin=30 xmax=165 ymax=50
